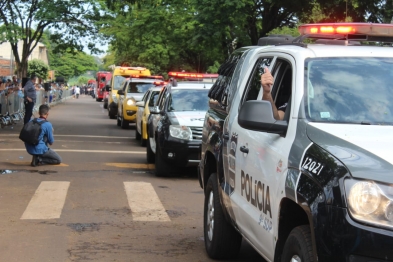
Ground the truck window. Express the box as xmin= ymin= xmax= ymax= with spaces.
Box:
xmin=272 ymin=60 xmax=292 ymax=112
xmin=242 ymin=57 xmax=273 ymax=103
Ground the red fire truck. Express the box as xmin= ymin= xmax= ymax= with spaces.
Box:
xmin=95 ymin=71 xmax=112 ymax=102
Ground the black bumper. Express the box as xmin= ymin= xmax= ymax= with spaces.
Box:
xmin=315 ymin=206 xmax=393 ymax=261
xmin=157 ymin=137 xmax=201 ymax=167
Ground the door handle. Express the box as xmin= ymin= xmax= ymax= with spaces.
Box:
xmin=223 ymin=133 xmax=229 ymax=140
xmin=240 ymin=146 xmax=249 ymax=154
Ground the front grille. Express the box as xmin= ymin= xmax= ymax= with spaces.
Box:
xmin=190 ymin=126 xmax=203 ymax=140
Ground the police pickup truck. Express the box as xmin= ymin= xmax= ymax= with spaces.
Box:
xmin=198 ymin=23 xmax=393 ymax=262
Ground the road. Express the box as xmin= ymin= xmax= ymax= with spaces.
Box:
xmin=0 ymin=95 xmax=263 ymax=262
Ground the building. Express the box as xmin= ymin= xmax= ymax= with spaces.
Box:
xmin=0 ymin=40 xmax=49 ymax=78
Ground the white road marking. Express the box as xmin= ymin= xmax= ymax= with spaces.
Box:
xmin=0 ymin=134 xmax=131 ymax=139
xmin=21 ymin=181 xmax=70 ymax=220
xmin=124 ymin=182 xmax=171 ymax=222
xmin=0 ymin=149 xmax=144 ymax=154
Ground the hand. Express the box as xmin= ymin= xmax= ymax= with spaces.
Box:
xmin=27 ymin=97 xmax=32 ymax=102
xmin=261 ymin=67 xmax=274 ymax=94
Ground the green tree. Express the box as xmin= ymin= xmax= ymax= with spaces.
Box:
xmin=317 ymin=0 xmax=392 ymax=23
xmin=27 ymin=59 xmax=49 ymax=80
xmin=77 ymin=76 xmax=91 ymax=85
xmin=49 ymin=50 xmax=98 ymax=81
xmin=0 ymin=0 xmax=105 ymax=78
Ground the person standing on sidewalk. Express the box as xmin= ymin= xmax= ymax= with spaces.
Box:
xmin=23 ymin=75 xmax=37 ymax=124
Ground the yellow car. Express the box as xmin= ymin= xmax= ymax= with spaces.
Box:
xmin=135 ymin=85 xmax=163 ymax=146
xmin=117 ymin=76 xmax=164 ymax=129
xmin=107 ymin=66 xmax=151 ymax=119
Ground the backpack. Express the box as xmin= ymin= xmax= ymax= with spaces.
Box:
xmin=19 ymin=119 xmax=47 ymax=145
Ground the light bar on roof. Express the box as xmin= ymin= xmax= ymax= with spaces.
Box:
xmin=299 ymin=23 xmax=393 ymax=37
xmin=154 ymin=81 xmax=167 ymax=86
xmin=168 ymin=72 xmax=219 ymax=78
xmin=130 ymin=75 xmax=164 ymax=79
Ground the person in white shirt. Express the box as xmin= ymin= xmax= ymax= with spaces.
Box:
xmin=75 ymin=86 xmax=80 ymax=99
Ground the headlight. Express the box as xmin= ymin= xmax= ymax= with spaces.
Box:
xmin=127 ymin=99 xmax=135 ymax=106
xmin=345 ymin=179 xmax=393 ymax=229
xmin=169 ymin=125 xmax=193 ymax=140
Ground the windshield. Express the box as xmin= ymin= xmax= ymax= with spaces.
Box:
xmin=127 ymin=82 xmax=155 ymax=94
xmin=113 ymin=75 xmax=127 ymax=90
xmin=167 ymin=89 xmax=210 ymax=112
xmin=305 ymin=57 xmax=393 ymax=125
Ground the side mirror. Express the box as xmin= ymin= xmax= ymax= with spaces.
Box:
xmin=150 ymin=106 xmax=160 ymax=114
xmin=136 ymin=101 xmax=145 ymax=107
xmin=105 ymin=85 xmax=111 ymax=92
xmin=117 ymin=90 xmax=124 ymax=96
xmin=238 ymin=100 xmax=288 ymax=136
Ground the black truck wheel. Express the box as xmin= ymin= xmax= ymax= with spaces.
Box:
xmin=146 ymin=138 xmax=155 ymax=163
xmin=136 ymin=125 xmax=141 ymax=140
xmin=154 ymin=146 xmax=174 ymax=177
xmin=204 ymin=173 xmax=242 ymax=259
xmin=121 ymin=116 xmax=129 ymax=129
xmin=281 ymin=225 xmax=314 ymax=262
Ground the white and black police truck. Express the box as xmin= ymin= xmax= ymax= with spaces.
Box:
xmin=199 ymin=23 xmax=393 ymax=262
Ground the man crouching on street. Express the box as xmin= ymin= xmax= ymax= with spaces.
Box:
xmin=25 ymin=104 xmax=62 ymax=166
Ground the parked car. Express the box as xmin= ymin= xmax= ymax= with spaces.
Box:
xmin=135 ymin=85 xmax=163 ymax=146
xmin=199 ymin=22 xmax=393 ymax=261
xmin=107 ymin=66 xmax=151 ymax=119
xmin=117 ymin=76 xmax=164 ymax=128
xmin=146 ymin=80 xmax=213 ymax=176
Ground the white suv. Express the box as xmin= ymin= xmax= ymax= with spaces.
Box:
xmin=199 ymin=23 xmax=393 ymax=262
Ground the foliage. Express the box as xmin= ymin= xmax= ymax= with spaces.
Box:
xmin=317 ymin=0 xmax=393 ymax=23
xmin=69 ymin=0 xmax=393 ymax=78
xmin=0 ymin=0 xmax=105 ymax=78
xmin=77 ymin=76 xmax=91 ymax=85
xmin=49 ymin=49 xmax=98 ymax=81
xmin=27 ymin=59 xmax=49 ymax=80
xmin=267 ymin=27 xmax=300 ymax=37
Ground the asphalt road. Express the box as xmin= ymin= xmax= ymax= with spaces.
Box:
xmin=0 ymin=95 xmax=263 ymax=262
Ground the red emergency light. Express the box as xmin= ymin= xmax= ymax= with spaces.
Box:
xmin=168 ymin=72 xmax=219 ymax=79
xmin=154 ymin=81 xmax=167 ymax=86
xmin=130 ymin=75 xmax=164 ymax=80
xmin=299 ymin=23 xmax=393 ymax=37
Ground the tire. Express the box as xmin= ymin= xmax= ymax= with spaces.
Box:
xmin=136 ymin=125 xmax=141 ymax=140
xmin=121 ymin=116 xmax=129 ymax=129
xmin=109 ymin=110 xmax=116 ymax=119
xmin=146 ymin=138 xmax=155 ymax=163
xmin=204 ymin=173 xmax=242 ymax=259
xmin=140 ymin=122 xmax=146 ymax=146
xmin=155 ymin=146 xmax=174 ymax=177
xmin=103 ymin=103 xmax=108 ymax=109
xmin=281 ymin=226 xmax=314 ymax=262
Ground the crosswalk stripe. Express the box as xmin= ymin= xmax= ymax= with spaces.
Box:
xmin=124 ymin=182 xmax=171 ymax=222
xmin=21 ymin=181 xmax=70 ymax=220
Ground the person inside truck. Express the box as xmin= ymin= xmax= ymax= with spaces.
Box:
xmin=261 ymin=67 xmax=287 ymax=120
